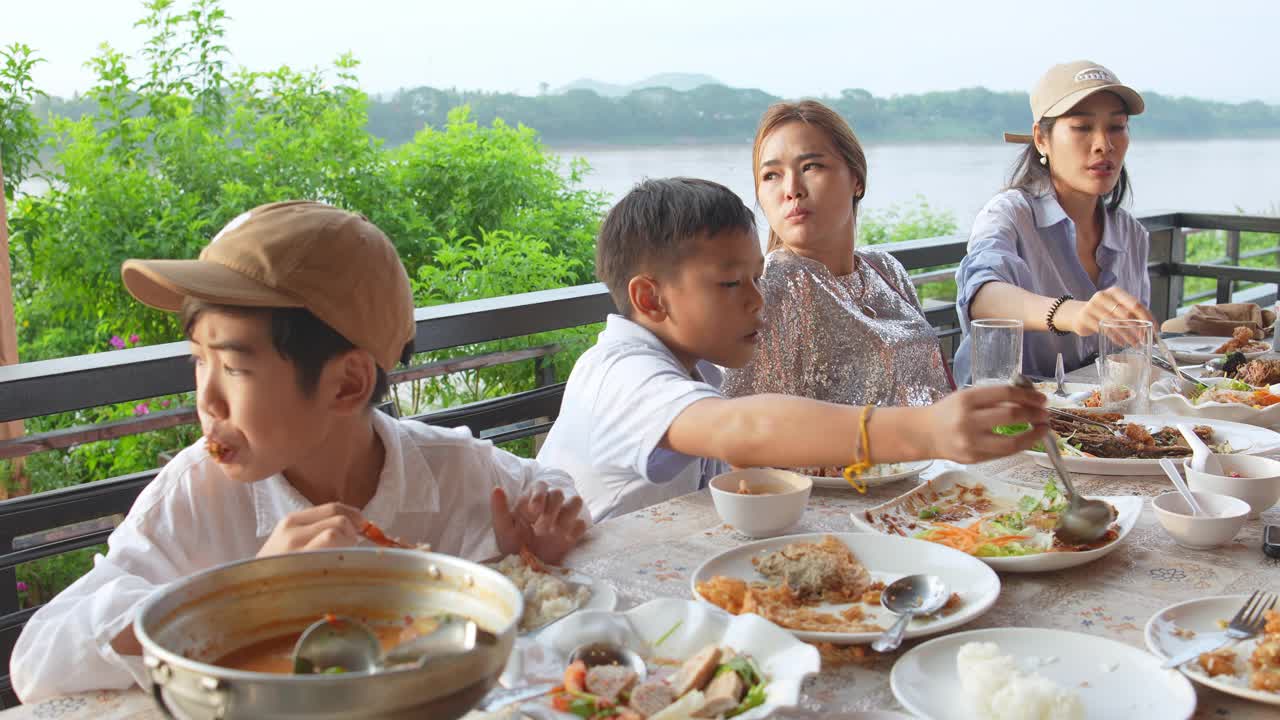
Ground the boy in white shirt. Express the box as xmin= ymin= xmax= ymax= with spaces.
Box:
xmin=538 ymin=178 xmax=1050 ymax=521
xmin=11 ymin=201 xmax=588 ymax=702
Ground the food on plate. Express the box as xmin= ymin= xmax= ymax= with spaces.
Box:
xmin=1235 ymin=357 xmax=1280 ymax=386
xmin=695 ymin=536 xmax=897 ymax=633
xmin=215 ymin=611 xmax=458 ymax=673
xmin=863 ymin=480 xmax=1120 ymax=557
xmin=1213 ymin=326 xmax=1270 ymax=355
xmin=1183 ymin=379 xmax=1280 ymax=408
xmin=751 ymin=534 xmax=872 ymax=603
xmin=490 ymin=550 xmax=591 ymax=631
xmin=806 ymin=462 xmax=913 ymax=479
xmin=1198 ymin=647 xmax=1237 ymax=677
xmin=1046 ymin=410 xmax=1223 ymax=459
xmin=1082 ymin=386 xmax=1132 ymax=408
xmin=1190 ymin=609 xmax=1280 ymax=692
xmin=957 ymin=641 xmax=1085 ymax=720
xmin=548 ymin=643 xmax=769 ymax=719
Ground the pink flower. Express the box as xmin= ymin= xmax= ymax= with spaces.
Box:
xmin=133 ymin=403 xmax=150 ymax=416
xmin=16 ymin=582 xmax=27 ymax=593
xmin=129 ymin=333 xmax=140 ymax=345
xmin=109 ymin=335 xmax=126 ymax=350
xmin=160 ymin=399 xmax=172 ymax=408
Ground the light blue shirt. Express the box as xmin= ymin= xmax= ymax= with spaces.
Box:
xmin=953 ymin=188 xmax=1150 ymax=384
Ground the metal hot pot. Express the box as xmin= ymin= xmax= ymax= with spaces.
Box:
xmin=134 ymin=548 xmax=523 ymax=720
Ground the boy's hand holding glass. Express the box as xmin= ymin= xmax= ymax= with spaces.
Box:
xmin=922 ymin=384 xmax=1050 ymax=464
xmin=491 ymin=482 xmax=588 ymax=565
xmin=257 ymin=502 xmax=365 ymax=557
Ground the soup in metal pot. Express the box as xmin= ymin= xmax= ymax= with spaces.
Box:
xmin=215 ymin=613 xmax=447 ymax=674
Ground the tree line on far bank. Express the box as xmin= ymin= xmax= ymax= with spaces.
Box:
xmin=29 ymin=82 xmax=1280 ymax=148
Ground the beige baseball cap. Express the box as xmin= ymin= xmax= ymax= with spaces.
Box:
xmin=1003 ymin=60 xmax=1145 ymax=144
xmin=122 ymin=200 xmax=416 ymax=371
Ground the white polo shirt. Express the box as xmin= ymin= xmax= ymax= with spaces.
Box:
xmin=10 ymin=411 xmax=578 ymax=703
xmin=538 ymin=315 xmax=727 ymax=522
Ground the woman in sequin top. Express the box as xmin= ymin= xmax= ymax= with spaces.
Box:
xmin=723 ymin=100 xmax=954 ymax=416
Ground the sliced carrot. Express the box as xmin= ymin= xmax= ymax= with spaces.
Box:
xmin=563 ymin=659 xmax=587 ymax=694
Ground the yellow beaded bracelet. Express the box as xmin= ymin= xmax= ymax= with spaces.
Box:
xmin=842 ymin=405 xmax=875 ymax=494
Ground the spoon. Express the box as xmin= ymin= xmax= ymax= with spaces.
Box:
xmin=1053 ymin=353 xmax=1070 ymax=399
xmin=872 ymin=574 xmax=949 ymax=653
xmin=292 ymin=614 xmax=481 ymax=674
xmin=1013 ymin=374 xmax=1117 ymax=544
xmin=1159 ymin=458 xmax=1207 ymax=517
xmin=1178 ymin=422 xmax=1223 ymax=475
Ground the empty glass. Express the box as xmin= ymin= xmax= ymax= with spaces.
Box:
xmin=1097 ymin=318 xmax=1153 ymax=412
xmin=971 ymin=319 xmax=1024 ymax=386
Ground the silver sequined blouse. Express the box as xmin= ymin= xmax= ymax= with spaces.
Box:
xmin=723 ymin=248 xmax=953 ymax=408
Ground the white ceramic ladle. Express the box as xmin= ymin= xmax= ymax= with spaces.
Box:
xmin=1159 ymin=458 xmax=1208 ymax=517
xmin=1178 ymin=423 xmax=1223 ymax=475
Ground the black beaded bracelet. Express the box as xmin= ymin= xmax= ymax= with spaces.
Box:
xmin=1046 ymin=294 xmax=1073 ymax=336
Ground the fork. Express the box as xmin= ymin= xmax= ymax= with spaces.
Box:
xmin=1161 ymin=590 xmax=1278 ymax=669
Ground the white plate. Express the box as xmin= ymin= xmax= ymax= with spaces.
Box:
xmin=1150 ymin=376 xmax=1280 ymax=428
xmin=810 ymin=460 xmax=933 ymax=489
xmin=689 ymin=532 xmax=1000 ymax=643
xmin=1145 ymin=594 xmax=1280 ymax=706
xmin=1026 ymin=413 xmax=1280 ymax=476
xmin=1034 ymin=381 xmax=1099 ymax=408
xmin=850 ymin=470 xmax=1142 ymax=573
xmin=1164 ymin=335 xmax=1271 ymax=362
xmin=891 ymin=627 xmax=1197 ymax=720
xmin=505 ymin=597 xmax=819 ymax=720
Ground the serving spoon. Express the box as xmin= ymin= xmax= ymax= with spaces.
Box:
xmin=292 ymin=613 xmax=484 ymax=674
xmin=1013 ymin=374 xmax=1116 ymax=544
xmin=871 ymin=574 xmax=949 ymax=653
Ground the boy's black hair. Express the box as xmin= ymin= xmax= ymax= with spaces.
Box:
xmin=181 ymin=298 xmax=412 ymax=405
xmin=595 ymin=177 xmax=756 ymax=316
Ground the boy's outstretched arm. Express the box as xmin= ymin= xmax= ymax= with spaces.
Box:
xmin=665 ymin=384 xmax=1049 ymax=469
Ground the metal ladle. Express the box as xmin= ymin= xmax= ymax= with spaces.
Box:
xmin=291 ymin=614 xmax=484 ymax=674
xmin=1013 ymin=374 xmax=1117 ymax=544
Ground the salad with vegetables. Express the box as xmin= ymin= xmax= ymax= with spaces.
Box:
xmin=910 ymin=480 xmax=1120 ymax=557
xmin=548 ymin=643 xmax=768 ymax=719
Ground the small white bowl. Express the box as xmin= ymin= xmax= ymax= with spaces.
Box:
xmin=1152 ymin=491 xmax=1250 ymax=549
xmin=708 ymin=468 xmax=812 ymax=537
xmin=1183 ymin=455 xmax=1280 ymax=519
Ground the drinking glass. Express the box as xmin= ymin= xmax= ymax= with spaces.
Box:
xmin=971 ymin=319 xmax=1024 ymax=386
xmin=1097 ymin=318 xmax=1153 ymax=412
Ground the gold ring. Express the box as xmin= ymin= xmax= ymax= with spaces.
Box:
xmin=1110 ymin=302 xmax=1121 ymax=314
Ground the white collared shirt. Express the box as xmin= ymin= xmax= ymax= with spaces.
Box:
xmin=10 ymin=411 xmax=577 ymax=703
xmin=537 ymin=314 xmax=727 ymax=523
xmin=953 ymin=188 xmax=1151 ymax=383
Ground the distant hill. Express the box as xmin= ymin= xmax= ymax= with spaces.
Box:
xmin=555 ymin=73 xmax=722 ymax=97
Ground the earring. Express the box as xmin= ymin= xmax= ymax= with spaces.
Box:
xmin=1039 ymin=155 xmax=1048 ymax=166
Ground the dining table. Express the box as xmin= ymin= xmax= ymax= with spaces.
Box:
xmin=4 ymin=372 xmax=1279 ymax=719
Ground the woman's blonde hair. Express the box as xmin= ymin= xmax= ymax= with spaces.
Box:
xmin=751 ymin=100 xmax=869 ymax=253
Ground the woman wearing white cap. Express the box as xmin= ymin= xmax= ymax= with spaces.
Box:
xmin=953 ymin=60 xmax=1155 ymax=383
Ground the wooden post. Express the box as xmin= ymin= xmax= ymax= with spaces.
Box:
xmin=0 ymin=158 xmax=27 ymax=499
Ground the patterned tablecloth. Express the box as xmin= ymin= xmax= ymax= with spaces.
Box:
xmin=6 ymin=457 xmax=1279 ymax=719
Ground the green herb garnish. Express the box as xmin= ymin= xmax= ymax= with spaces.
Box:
xmin=654 ymin=620 xmax=683 ymax=648
xmin=918 ymin=506 xmax=941 ymax=519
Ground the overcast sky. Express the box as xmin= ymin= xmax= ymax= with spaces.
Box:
xmin=4 ymin=0 xmax=1278 ymax=103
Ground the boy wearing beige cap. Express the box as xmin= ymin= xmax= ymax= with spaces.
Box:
xmin=10 ymin=201 xmax=588 ymax=702
xmin=955 ymin=60 xmax=1156 ymax=384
